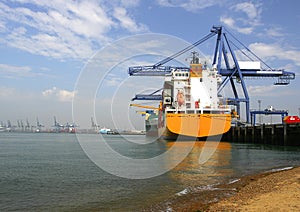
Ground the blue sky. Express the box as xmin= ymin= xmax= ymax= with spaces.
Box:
xmin=0 ymin=0 xmax=299 ymax=129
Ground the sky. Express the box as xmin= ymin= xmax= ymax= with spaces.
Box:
xmin=0 ymin=0 xmax=299 ymax=130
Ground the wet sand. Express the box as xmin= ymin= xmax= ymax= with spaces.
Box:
xmin=208 ymin=166 xmax=300 ymax=211
xmin=143 ymin=167 xmax=300 ymax=211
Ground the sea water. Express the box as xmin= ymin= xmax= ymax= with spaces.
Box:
xmin=0 ymin=133 xmax=299 ymax=211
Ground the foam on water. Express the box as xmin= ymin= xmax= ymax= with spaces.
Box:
xmin=228 ymin=178 xmax=240 ymax=184
xmin=176 ymin=184 xmax=221 ymax=196
xmin=176 ymin=188 xmax=189 ymax=196
xmin=266 ymin=166 xmax=294 ymax=173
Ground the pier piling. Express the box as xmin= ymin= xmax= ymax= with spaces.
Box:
xmin=223 ymin=123 xmax=300 ymax=146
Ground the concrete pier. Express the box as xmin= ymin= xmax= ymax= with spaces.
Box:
xmin=222 ymin=124 xmax=300 ymax=146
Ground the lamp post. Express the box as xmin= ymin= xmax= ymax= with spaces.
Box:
xmin=258 ymin=100 xmax=262 ymax=124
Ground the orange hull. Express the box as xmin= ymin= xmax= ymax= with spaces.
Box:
xmin=160 ymin=113 xmax=231 ymax=138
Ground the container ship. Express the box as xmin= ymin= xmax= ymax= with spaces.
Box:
xmin=131 ymin=53 xmax=232 ymax=140
xmin=156 ymin=53 xmax=232 ymax=140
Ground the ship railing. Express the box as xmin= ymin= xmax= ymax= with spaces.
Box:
xmin=165 ymin=107 xmax=231 ymax=114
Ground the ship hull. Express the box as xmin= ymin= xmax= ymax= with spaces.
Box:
xmin=158 ymin=113 xmax=231 ymax=140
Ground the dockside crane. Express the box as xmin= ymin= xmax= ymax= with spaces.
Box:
xmin=91 ymin=117 xmax=99 ymax=131
xmin=128 ymin=26 xmax=295 ymax=123
xmin=36 ymin=117 xmax=44 ymax=132
xmin=53 ymin=116 xmax=64 ymax=132
xmin=25 ymin=118 xmax=30 ymax=132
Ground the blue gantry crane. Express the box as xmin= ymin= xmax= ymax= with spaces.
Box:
xmin=128 ymin=26 xmax=295 ymax=123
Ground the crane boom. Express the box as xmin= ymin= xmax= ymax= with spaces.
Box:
xmin=153 ymin=31 xmax=216 ymax=67
xmin=128 ymin=27 xmax=219 ymax=76
xmin=128 ymin=66 xmax=190 ymax=76
xmin=130 ymin=104 xmax=160 ymax=110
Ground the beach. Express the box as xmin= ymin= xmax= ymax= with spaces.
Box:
xmin=208 ymin=166 xmax=300 ymax=211
xmin=143 ymin=167 xmax=300 ymax=211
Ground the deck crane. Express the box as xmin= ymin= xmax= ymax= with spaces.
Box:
xmin=128 ymin=26 xmax=295 ymax=123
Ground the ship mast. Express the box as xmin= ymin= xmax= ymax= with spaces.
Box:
xmin=190 ymin=51 xmax=199 ymax=64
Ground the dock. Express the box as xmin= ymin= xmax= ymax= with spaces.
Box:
xmin=222 ymin=124 xmax=300 ymax=146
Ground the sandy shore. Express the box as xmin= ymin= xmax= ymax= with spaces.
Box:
xmin=208 ymin=166 xmax=300 ymax=211
xmin=142 ymin=167 xmax=300 ymax=211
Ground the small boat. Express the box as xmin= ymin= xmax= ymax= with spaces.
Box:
xmin=99 ymin=127 xmax=112 ymax=134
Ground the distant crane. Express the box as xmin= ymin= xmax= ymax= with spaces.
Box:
xmin=128 ymin=26 xmax=295 ymax=123
xmin=25 ymin=118 xmax=30 ymax=132
xmin=65 ymin=122 xmax=77 ymax=133
xmin=91 ymin=117 xmax=99 ymax=131
xmin=7 ymin=120 xmax=12 ymax=131
xmin=91 ymin=117 xmax=100 ymax=131
xmin=53 ymin=116 xmax=64 ymax=132
xmin=20 ymin=120 xmax=24 ymax=131
xmin=36 ymin=117 xmax=44 ymax=132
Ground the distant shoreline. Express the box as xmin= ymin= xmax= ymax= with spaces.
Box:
xmin=0 ymin=130 xmax=146 ymax=135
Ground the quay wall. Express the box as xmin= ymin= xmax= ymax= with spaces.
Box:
xmin=222 ymin=124 xmax=300 ymax=146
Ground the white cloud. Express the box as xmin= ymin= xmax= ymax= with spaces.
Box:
xmin=220 ymin=2 xmax=262 ymax=34
xmin=248 ymin=84 xmax=297 ymax=99
xmin=0 ymin=86 xmax=16 ymax=97
xmin=248 ymin=85 xmax=276 ymax=96
xmin=113 ymin=7 xmax=147 ymax=33
xmin=119 ymin=0 xmax=140 ymax=8
xmin=104 ymin=73 xmax=124 ymax=87
xmin=233 ymin=2 xmax=258 ymax=19
xmin=262 ymin=26 xmax=285 ymax=38
xmin=0 ymin=63 xmax=47 ymax=78
xmin=0 ymin=20 xmax=5 ymax=32
xmin=0 ymin=64 xmax=31 ymax=77
xmin=220 ymin=16 xmax=253 ymax=34
xmin=0 ymin=85 xmax=36 ymax=100
xmin=0 ymin=0 xmax=147 ymax=60
xmin=156 ymin=0 xmax=221 ymax=12
xmin=249 ymin=43 xmax=300 ymax=67
xmin=0 ymin=63 xmax=53 ymax=79
xmin=42 ymin=87 xmax=76 ymax=102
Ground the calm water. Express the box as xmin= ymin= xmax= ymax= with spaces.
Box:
xmin=1 ymin=133 xmax=300 ymax=211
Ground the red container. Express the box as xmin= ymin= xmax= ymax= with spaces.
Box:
xmin=283 ymin=116 xmax=300 ymax=124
